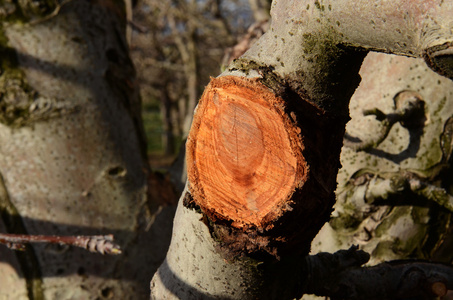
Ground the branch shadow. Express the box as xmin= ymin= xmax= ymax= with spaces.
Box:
xmin=155 ymin=259 xmax=219 ymax=300
xmin=366 ymin=125 xmax=425 ymax=164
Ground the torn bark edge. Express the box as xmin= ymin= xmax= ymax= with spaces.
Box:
xmin=423 ymin=42 xmax=453 ymax=80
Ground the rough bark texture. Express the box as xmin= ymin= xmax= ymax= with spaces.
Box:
xmin=301 ymin=246 xmax=453 ymax=300
xmin=153 ymin=0 xmax=453 ymax=299
xmin=0 ymin=1 xmax=173 ymax=299
xmin=303 ymin=53 xmax=453 ymax=300
xmin=310 ymin=52 xmax=453 ymax=262
xmin=151 ymin=187 xmax=305 ymax=300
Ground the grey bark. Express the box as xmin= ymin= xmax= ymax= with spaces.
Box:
xmin=0 ymin=1 xmax=172 ymax=299
xmin=152 ymin=0 xmax=453 ymax=299
xmin=151 ymin=187 xmax=304 ymax=300
xmin=310 ymin=52 xmax=453 ymax=265
xmin=302 ymin=246 xmax=453 ymax=300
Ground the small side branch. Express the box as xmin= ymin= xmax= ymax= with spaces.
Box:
xmin=0 ymin=233 xmax=121 ymax=255
xmin=349 ymin=171 xmax=453 ymax=213
xmin=303 ymin=246 xmax=453 ymax=300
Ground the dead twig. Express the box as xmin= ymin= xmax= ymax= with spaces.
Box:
xmin=0 ymin=233 xmax=121 ymax=255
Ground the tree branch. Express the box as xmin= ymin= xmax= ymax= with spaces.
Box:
xmin=0 ymin=233 xmax=121 ymax=255
xmin=152 ymin=1 xmax=453 ymax=298
xmin=303 ymin=246 xmax=453 ymax=300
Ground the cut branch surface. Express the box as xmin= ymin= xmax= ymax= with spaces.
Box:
xmin=187 ymin=76 xmax=307 ymax=229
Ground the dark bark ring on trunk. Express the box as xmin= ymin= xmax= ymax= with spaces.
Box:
xmin=186 ymin=76 xmax=308 ymax=230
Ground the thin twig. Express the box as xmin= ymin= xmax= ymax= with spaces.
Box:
xmin=0 ymin=233 xmax=121 ymax=255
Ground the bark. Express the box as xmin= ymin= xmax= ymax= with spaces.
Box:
xmin=222 ymin=20 xmax=269 ymax=68
xmin=0 ymin=1 xmax=172 ymax=299
xmin=152 ymin=0 xmax=453 ymax=299
xmin=302 ymin=246 xmax=453 ymax=300
xmin=151 ymin=186 xmax=305 ymax=300
xmin=310 ymin=52 xmax=453 ymax=267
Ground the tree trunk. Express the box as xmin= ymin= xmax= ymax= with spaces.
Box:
xmin=302 ymin=51 xmax=453 ymax=300
xmin=303 ymin=53 xmax=453 ymax=300
xmin=167 ymin=1 xmax=200 ymax=138
xmin=160 ymin=77 xmax=176 ymax=155
xmin=152 ymin=187 xmax=306 ymax=300
xmin=151 ymin=0 xmax=453 ymax=299
xmin=0 ymin=1 xmax=173 ymax=299
xmin=311 ymin=51 xmax=453 ymax=263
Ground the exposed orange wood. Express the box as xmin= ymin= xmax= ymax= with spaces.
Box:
xmin=187 ymin=76 xmax=308 ymax=229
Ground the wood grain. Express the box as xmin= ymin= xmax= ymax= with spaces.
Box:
xmin=187 ymin=76 xmax=307 ymax=228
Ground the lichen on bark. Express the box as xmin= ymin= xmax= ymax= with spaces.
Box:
xmin=0 ymin=29 xmax=79 ymax=127
xmin=0 ymin=41 xmax=33 ymax=126
xmin=310 ymin=53 xmax=453 ymax=268
xmin=0 ymin=0 xmax=164 ymax=299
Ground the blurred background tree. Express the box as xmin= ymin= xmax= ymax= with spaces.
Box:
xmin=0 ymin=0 xmax=270 ymax=298
xmin=131 ymin=0 xmax=270 ymax=162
